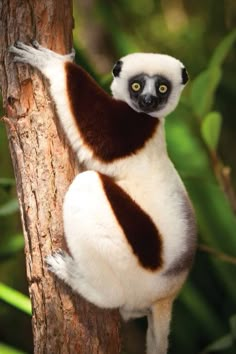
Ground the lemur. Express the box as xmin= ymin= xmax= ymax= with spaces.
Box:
xmin=10 ymin=41 xmax=197 ymax=354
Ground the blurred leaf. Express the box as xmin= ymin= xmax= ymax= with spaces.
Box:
xmin=186 ymin=178 xmax=236 ymax=302
xmin=166 ymin=102 xmax=213 ymax=177
xmin=100 ymin=73 xmax=113 ymax=92
xmin=190 ymin=67 xmax=221 ymax=118
xmin=202 ymin=334 xmax=233 ymax=353
xmin=201 ymin=111 xmax=222 ymax=151
xmin=0 ymin=198 xmax=19 ymax=216
xmin=209 ymin=29 xmax=236 ymax=68
xmin=180 ymin=282 xmax=223 ymax=337
xmin=0 ymin=343 xmax=26 ymax=354
xmin=230 ymin=315 xmax=236 ymax=339
xmin=96 ymin=1 xmax=139 ymax=55
xmin=187 ymin=179 xmax=236 ymax=255
xmin=190 ymin=30 xmax=236 ymax=120
xmin=73 ymin=43 xmax=100 ymax=82
xmin=0 ymin=233 xmax=24 ymax=260
xmin=0 ymin=282 xmax=31 ymax=315
xmin=167 ymin=103 xmax=236 ymax=303
xmin=0 ymin=178 xmax=15 ymax=186
xmin=202 ymin=314 xmax=236 ymax=353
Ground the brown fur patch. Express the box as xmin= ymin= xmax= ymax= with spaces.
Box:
xmin=65 ymin=62 xmax=159 ymax=162
xmin=100 ymin=174 xmax=163 ymax=271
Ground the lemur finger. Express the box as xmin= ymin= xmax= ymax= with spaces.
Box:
xmin=31 ymin=40 xmax=54 ymax=54
xmin=31 ymin=39 xmax=72 ymax=62
xmin=9 ymin=45 xmax=24 ymax=55
xmin=13 ymin=41 xmax=39 ymax=55
xmin=9 ymin=45 xmax=35 ymax=62
xmin=46 ymin=250 xmax=72 ymax=272
xmin=13 ymin=56 xmax=31 ymax=64
xmin=10 ymin=49 xmax=39 ymax=67
xmin=10 ymin=44 xmax=51 ymax=71
xmin=46 ymin=252 xmax=67 ymax=275
xmin=31 ymin=40 xmax=40 ymax=49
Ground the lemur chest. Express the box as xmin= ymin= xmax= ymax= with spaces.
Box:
xmin=118 ymin=163 xmax=187 ymax=232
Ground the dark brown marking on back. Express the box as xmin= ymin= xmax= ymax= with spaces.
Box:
xmin=164 ymin=192 xmax=197 ymax=276
xmin=100 ymin=174 xmax=163 ymax=271
xmin=65 ymin=62 xmax=159 ymax=163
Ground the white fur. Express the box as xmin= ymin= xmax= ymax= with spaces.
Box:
xmin=10 ymin=43 xmax=195 ymax=354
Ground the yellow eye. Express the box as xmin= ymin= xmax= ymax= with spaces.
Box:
xmin=131 ymin=82 xmax=141 ymax=92
xmin=159 ymin=84 xmax=168 ymax=93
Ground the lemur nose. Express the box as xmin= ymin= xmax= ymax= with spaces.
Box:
xmin=140 ymin=94 xmax=158 ymax=108
xmin=142 ymin=94 xmax=154 ymax=105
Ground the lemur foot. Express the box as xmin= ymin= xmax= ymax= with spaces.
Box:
xmin=46 ymin=249 xmax=79 ymax=283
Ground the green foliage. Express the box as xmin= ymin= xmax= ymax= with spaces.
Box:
xmin=201 ymin=315 xmax=236 ymax=353
xmin=0 ymin=343 xmax=26 ymax=354
xmin=165 ymin=29 xmax=236 ymax=353
xmin=0 ymin=234 xmax=24 ymax=261
xmin=0 ymin=199 xmax=19 ymax=216
xmin=0 ymin=108 xmax=29 ymax=350
xmin=190 ymin=30 xmax=236 ymax=120
xmin=0 ymin=282 xmax=31 ymax=315
xmin=95 ymin=2 xmax=140 ymax=56
xmin=203 ymin=334 xmax=233 ymax=353
xmin=190 ymin=67 xmax=222 ymax=118
xmin=180 ymin=281 xmax=223 ymax=337
xmin=201 ymin=112 xmax=222 ymax=151
xmin=209 ymin=29 xmax=236 ymax=68
xmin=0 ymin=178 xmax=16 ymax=187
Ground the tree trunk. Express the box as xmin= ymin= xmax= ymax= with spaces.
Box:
xmin=0 ymin=1 xmax=120 ymax=353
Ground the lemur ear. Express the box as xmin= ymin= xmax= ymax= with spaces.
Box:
xmin=181 ymin=67 xmax=189 ymax=85
xmin=112 ymin=60 xmax=123 ymax=77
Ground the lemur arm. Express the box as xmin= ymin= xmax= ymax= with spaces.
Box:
xmin=9 ymin=41 xmax=158 ymax=165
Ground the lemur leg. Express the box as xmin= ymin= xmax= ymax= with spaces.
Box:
xmin=146 ymin=297 xmax=174 ymax=354
xmin=46 ymin=250 xmax=124 ymax=309
xmin=146 ymin=313 xmax=156 ymax=354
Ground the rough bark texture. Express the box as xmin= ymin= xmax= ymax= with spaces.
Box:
xmin=0 ymin=1 xmax=120 ymax=353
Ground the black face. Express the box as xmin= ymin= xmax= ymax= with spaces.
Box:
xmin=128 ymin=74 xmax=172 ymax=113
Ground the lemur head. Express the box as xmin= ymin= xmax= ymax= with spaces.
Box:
xmin=111 ymin=53 xmax=188 ymax=118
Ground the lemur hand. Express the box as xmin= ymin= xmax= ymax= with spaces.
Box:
xmin=9 ymin=41 xmax=75 ymax=75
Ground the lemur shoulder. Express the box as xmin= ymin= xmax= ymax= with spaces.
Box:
xmin=10 ymin=41 xmax=197 ymax=354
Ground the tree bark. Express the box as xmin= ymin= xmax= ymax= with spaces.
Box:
xmin=0 ymin=1 xmax=120 ymax=353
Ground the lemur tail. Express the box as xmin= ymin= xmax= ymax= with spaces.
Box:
xmin=146 ymin=297 xmax=174 ymax=354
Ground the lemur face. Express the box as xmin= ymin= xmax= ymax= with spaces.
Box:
xmin=111 ymin=53 xmax=188 ymax=118
xmin=128 ymin=73 xmax=172 ymax=114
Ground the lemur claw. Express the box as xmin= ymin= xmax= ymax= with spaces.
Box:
xmin=15 ymin=41 xmax=25 ymax=49
xmin=31 ymin=40 xmax=39 ymax=48
xmin=45 ymin=249 xmax=67 ymax=270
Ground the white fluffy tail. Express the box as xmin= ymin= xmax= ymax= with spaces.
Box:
xmin=146 ymin=297 xmax=174 ymax=354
